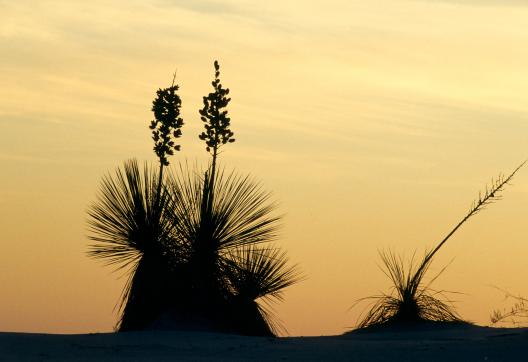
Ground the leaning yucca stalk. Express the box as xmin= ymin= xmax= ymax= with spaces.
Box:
xmin=355 ymin=161 xmax=525 ymax=329
xmin=417 ymin=161 xmax=525 ymax=279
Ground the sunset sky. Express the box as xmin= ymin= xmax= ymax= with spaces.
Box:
xmin=1 ymin=0 xmax=528 ymax=336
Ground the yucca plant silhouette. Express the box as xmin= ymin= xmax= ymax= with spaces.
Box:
xmin=356 ymin=162 xmax=525 ymax=329
xmin=88 ymin=62 xmax=301 ymax=336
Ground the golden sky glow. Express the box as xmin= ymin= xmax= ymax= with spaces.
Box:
xmin=1 ymin=0 xmax=528 ymax=336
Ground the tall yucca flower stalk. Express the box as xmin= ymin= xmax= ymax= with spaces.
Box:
xmin=150 ymin=72 xmax=184 ymax=197
xmin=356 ymin=162 xmax=525 ymax=329
xmin=193 ymin=60 xmax=237 ymax=303
xmin=199 ymin=60 xmax=234 ymax=193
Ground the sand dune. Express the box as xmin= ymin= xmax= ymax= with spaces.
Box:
xmin=1 ymin=324 xmax=526 ymax=361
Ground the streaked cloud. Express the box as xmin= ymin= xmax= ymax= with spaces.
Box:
xmin=155 ymin=0 xmax=243 ymax=14
xmin=422 ymin=0 xmax=528 ymax=5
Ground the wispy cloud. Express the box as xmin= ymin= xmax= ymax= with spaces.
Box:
xmin=418 ymin=0 xmax=528 ymax=6
xmin=155 ymin=0 xmax=242 ymax=14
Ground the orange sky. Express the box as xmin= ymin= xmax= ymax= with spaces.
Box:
xmin=1 ymin=0 xmax=528 ymax=336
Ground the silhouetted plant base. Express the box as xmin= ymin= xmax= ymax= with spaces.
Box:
xmin=118 ymin=253 xmax=185 ymax=331
xmin=145 ymin=301 xmax=274 ymax=337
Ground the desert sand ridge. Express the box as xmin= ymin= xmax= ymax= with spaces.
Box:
xmin=1 ymin=323 xmax=527 ymax=361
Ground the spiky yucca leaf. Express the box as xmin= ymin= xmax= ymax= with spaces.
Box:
xmin=355 ymin=162 xmax=525 ymax=329
xmin=168 ymin=165 xmax=281 ymax=259
xmin=87 ymin=159 xmax=175 ymax=267
xmin=227 ymin=246 xmax=302 ymax=301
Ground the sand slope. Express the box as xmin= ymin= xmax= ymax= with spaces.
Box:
xmin=1 ymin=324 xmax=526 ymax=361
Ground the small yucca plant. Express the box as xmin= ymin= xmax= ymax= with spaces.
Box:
xmin=356 ymin=250 xmax=460 ymax=328
xmin=355 ymin=162 xmax=525 ymax=329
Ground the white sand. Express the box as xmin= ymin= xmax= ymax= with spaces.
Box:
xmin=0 ymin=324 xmax=526 ymax=361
